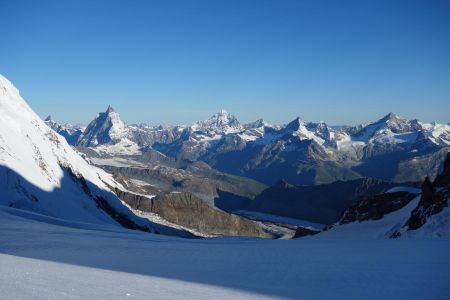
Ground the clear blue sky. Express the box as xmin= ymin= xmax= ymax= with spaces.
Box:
xmin=1 ymin=0 xmax=449 ymax=125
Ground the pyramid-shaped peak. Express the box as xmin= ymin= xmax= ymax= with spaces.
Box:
xmin=44 ymin=115 xmax=53 ymax=122
xmin=285 ymin=117 xmax=304 ymax=130
xmin=106 ymin=105 xmax=115 ymax=113
xmin=386 ymin=112 xmax=397 ymax=118
xmin=377 ymin=112 xmax=406 ymax=123
xmin=192 ymin=109 xmax=242 ymax=132
xmin=384 ymin=112 xmax=399 ymax=120
xmin=244 ymin=118 xmax=268 ymax=129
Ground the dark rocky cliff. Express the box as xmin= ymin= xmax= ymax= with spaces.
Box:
xmin=405 ymin=152 xmax=450 ymax=231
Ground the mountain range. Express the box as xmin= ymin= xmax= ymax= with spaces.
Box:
xmin=2 ymin=73 xmax=449 ymax=240
xmin=0 ymin=74 xmax=275 ymax=239
xmin=46 ymin=105 xmax=450 ymax=186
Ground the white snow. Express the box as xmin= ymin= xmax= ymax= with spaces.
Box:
xmin=191 ymin=110 xmax=242 ymax=133
xmin=419 ymin=122 xmax=450 ymax=145
xmin=0 ymin=74 xmax=154 ymax=229
xmin=1 ymin=206 xmax=449 ymax=300
xmin=129 ymin=178 xmax=155 ymax=187
xmin=237 ymin=132 xmax=259 ymax=142
xmin=373 ymin=131 xmax=419 ymax=144
xmin=292 ymin=120 xmax=326 ymax=145
xmin=93 ymin=138 xmax=141 ymax=155
xmin=323 ymin=196 xmax=422 ymax=238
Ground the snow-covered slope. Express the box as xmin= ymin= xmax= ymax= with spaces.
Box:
xmin=1 ymin=206 xmax=449 ymax=300
xmin=323 ymin=194 xmax=450 ymax=239
xmin=0 ymin=74 xmax=189 ymax=236
xmin=323 ymin=195 xmax=423 ymax=239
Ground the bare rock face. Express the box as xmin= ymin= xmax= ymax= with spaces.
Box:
xmin=112 ymin=188 xmax=273 ymax=238
xmin=405 ymin=152 xmax=450 ymax=231
xmin=434 ymin=152 xmax=450 ymax=186
xmin=292 ymin=227 xmax=320 ymax=238
xmin=339 ymin=192 xmax=417 ymax=224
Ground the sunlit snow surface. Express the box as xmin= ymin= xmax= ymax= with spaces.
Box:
xmin=1 ymin=206 xmax=449 ymax=300
xmin=0 ymin=74 xmax=155 ymax=228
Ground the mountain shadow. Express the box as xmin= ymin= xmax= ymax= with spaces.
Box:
xmin=0 ymin=164 xmax=195 ymax=238
xmin=246 ymin=178 xmax=420 ymax=225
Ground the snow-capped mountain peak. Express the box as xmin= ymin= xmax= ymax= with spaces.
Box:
xmin=0 ymin=74 xmax=128 ymax=223
xmin=77 ymin=105 xmax=128 ymax=146
xmin=284 ymin=117 xmax=304 ymax=131
xmin=191 ymin=109 xmax=242 ymax=133
xmin=106 ymin=104 xmax=115 ymax=114
xmin=376 ymin=112 xmax=411 ymax=131
xmin=244 ymin=118 xmax=273 ymax=129
xmin=348 ymin=112 xmax=415 ymax=143
xmin=76 ymin=105 xmax=141 ymax=155
xmin=44 ymin=115 xmax=58 ymax=128
xmin=280 ymin=117 xmax=335 ymax=146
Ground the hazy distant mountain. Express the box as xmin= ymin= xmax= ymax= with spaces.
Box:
xmin=44 ymin=115 xmax=84 ymax=145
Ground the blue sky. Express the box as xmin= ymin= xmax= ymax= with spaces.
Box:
xmin=1 ymin=0 xmax=449 ymax=125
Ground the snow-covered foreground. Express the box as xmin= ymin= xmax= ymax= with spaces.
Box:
xmin=1 ymin=207 xmax=449 ymax=300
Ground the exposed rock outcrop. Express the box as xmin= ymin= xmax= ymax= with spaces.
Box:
xmin=112 ymin=188 xmax=273 ymax=238
xmin=292 ymin=227 xmax=320 ymax=238
xmin=339 ymin=192 xmax=417 ymax=224
xmin=405 ymin=152 xmax=450 ymax=231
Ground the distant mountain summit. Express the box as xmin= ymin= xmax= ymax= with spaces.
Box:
xmin=44 ymin=115 xmax=84 ymax=145
xmin=191 ymin=110 xmax=242 ymax=133
xmin=46 ymin=104 xmax=450 ymax=185
xmin=77 ymin=105 xmax=130 ymax=147
xmin=75 ymin=105 xmax=140 ymax=155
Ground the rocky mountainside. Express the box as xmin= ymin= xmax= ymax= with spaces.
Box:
xmin=112 ymin=187 xmax=273 ymax=238
xmin=50 ymin=106 xmax=450 ymax=185
xmin=320 ymin=152 xmax=450 ymax=238
xmin=403 ymin=152 xmax=450 ymax=234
